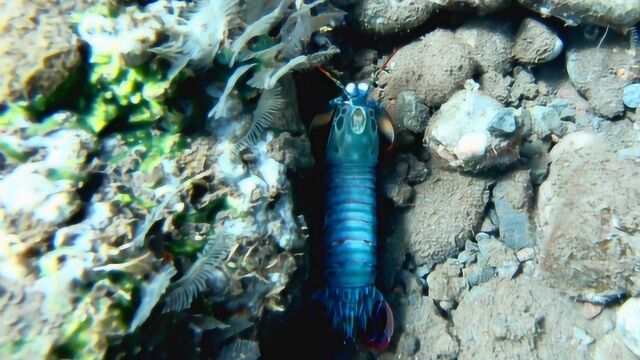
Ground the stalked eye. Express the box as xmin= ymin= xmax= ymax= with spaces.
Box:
xmin=346 ymin=83 xmax=356 ymax=96
xmin=358 ymin=83 xmax=369 ymax=94
xmin=351 ymin=107 xmax=366 ymax=134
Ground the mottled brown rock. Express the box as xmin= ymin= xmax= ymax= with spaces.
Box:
xmin=403 ymin=167 xmax=491 ymax=269
xmin=517 ymin=0 xmax=640 ymax=29
xmin=395 ymin=295 xmax=459 ymax=360
xmin=513 ymin=18 xmax=563 ymax=65
xmin=566 ymin=39 xmax=637 ymax=118
xmin=453 ymin=278 xmax=593 ymax=360
xmin=455 ymin=19 xmax=515 ymax=74
xmin=0 ymin=1 xmax=98 ymax=102
xmin=378 ymin=29 xmax=476 ymax=108
xmin=353 ymin=0 xmax=436 ymax=36
xmin=537 ymin=132 xmax=640 ymax=298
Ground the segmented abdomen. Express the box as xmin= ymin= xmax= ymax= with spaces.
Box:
xmin=324 ymin=163 xmax=377 ymax=288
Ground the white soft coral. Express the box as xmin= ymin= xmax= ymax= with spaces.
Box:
xmin=149 ymin=0 xmax=239 ymax=78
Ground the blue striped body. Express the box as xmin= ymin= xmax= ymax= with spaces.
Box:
xmin=315 ymin=88 xmax=387 ymax=341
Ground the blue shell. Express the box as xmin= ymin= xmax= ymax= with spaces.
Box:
xmin=315 ymin=84 xmax=387 ymax=341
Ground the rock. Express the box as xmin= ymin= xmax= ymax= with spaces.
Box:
xmin=457 ymin=240 xmax=479 ymax=265
xmin=381 ymin=154 xmax=429 ymax=207
xmin=431 ymin=0 xmax=510 ymax=13
xmin=403 ymin=167 xmax=490 ymax=270
xmin=353 ymin=0 xmax=436 ymax=36
xmin=424 ymin=87 xmax=521 ymax=172
xmin=393 ymin=91 xmax=430 ymax=134
xmin=0 ymin=1 xmax=97 ymax=102
xmin=519 ymin=140 xmax=551 ymax=185
xmin=566 ymin=39 xmax=637 ymax=118
xmin=397 ymin=333 xmax=419 ymax=356
xmin=524 ymin=105 xmax=569 ymax=140
xmin=378 ymin=29 xmax=476 ymax=108
xmin=556 ymin=81 xmax=593 ymax=114
xmin=0 ymin=165 xmax=80 ymax=227
xmin=480 ymin=214 xmax=499 ymax=234
xmin=476 ymin=235 xmax=519 ymax=279
xmin=395 ymin=295 xmax=459 ymax=360
xmin=455 ymin=19 xmax=515 ymax=74
xmin=617 ymin=145 xmax=640 ymax=163
xmin=453 ymin=278 xmax=593 ymax=360
xmin=426 ymin=261 xmax=468 ymax=306
xmin=515 ymin=247 xmax=535 ymax=262
xmin=537 ymin=132 xmax=640 ymax=298
xmin=480 ymin=71 xmax=513 ymax=104
xmin=464 ymin=264 xmax=495 ymax=288
xmin=218 ymin=339 xmax=260 ymax=360
xmin=266 ymin=132 xmax=314 ymax=172
xmin=617 ymin=297 xmax=640 ymax=357
xmin=513 ymin=18 xmax=564 ymax=65
xmin=492 ymin=170 xmax=535 ymax=249
xmin=594 ymin=333 xmax=639 ymax=360
xmin=510 ymin=66 xmax=538 ymax=104
xmin=548 ymin=98 xmax=577 ymax=121
xmin=623 ymin=83 xmax=640 ymax=109
xmin=517 ymin=0 xmax=640 ymax=28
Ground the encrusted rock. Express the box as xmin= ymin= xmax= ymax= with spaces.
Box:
xmin=431 ymin=0 xmax=510 ymax=13
xmin=455 ymin=19 xmax=515 ymax=74
xmin=517 ymin=0 xmax=640 ymax=28
xmin=522 ymin=105 xmax=569 ymax=140
xmin=537 ymin=132 xmax=640 ymax=298
xmin=378 ymin=29 xmax=476 ymax=108
xmin=480 ymin=71 xmax=513 ymax=104
xmin=395 ymin=295 xmax=459 ymax=359
xmin=393 ymin=91 xmax=430 ymax=134
xmin=353 ymin=0 xmax=436 ymax=36
xmin=266 ymin=132 xmax=314 ymax=172
xmin=403 ymin=167 xmax=490 ymax=270
xmin=476 ymin=234 xmax=520 ymax=279
xmin=424 ymin=87 xmax=521 ymax=172
xmin=453 ymin=278 xmax=593 ymax=360
xmin=519 ymin=140 xmax=551 ymax=185
xmin=513 ymin=18 xmax=564 ymax=65
xmin=510 ymin=66 xmax=538 ymax=104
xmin=426 ymin=261 xmax=468 ymax=307
xmin=492 ymin=170 xmax=535 ymax=249
xmin=566 ymin=39 xmax=637 ymax=118
xmin=0 ymin=1 xmax=97 ymax=102
xmin=381 ymin=154 xmax=429 ymax=207
xmin=555 ymin=80 xmax=593 ymax=114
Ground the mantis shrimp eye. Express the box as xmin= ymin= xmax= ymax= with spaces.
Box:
xmin=346 ymin=82 xmax=356 ymax=96
xmin=357 ymin=82 xmax=369 ymax=94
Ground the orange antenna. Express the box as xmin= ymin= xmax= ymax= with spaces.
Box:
xmin=317 ymin=66 xmax=347 ymax=95
xmin=371 ymin=47 xmax=402 ymax=85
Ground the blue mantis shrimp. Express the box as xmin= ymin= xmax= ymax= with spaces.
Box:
xmin=311 ymin=72 xmax=395 ymax=351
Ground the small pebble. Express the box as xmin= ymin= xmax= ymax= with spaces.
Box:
xmin=623 ymin=83 xmax=640 ymax=109
xmin=516 ymin=247 xmax=535 ymax=262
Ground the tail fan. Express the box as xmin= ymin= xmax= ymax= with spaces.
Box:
xmin=360 ymin=297 xmax=394 ymax=351
xmin=314 ymin=286 xmax=393 ymax=350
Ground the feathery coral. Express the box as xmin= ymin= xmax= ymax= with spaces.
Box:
xmin=163 ymin=235 xmax=233 ymax=312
